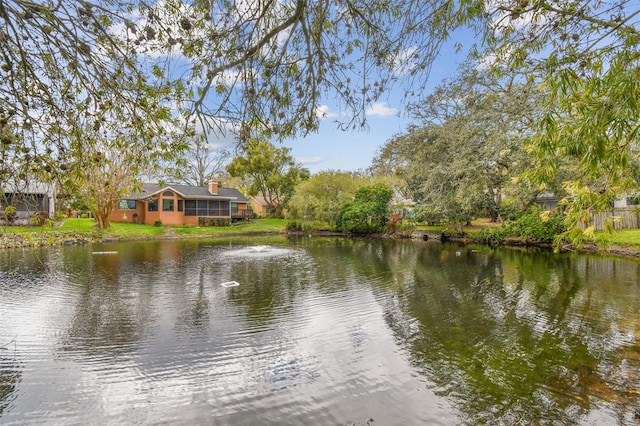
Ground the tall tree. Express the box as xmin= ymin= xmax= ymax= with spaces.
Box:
xmin=472 ymin=1 xmax=640 ymax=231
xmin=0 ymin=0 xmax=183 ymax=184
xmin=226 ymin=138 xmax=309 ymax=215
xmin=58 ymin=81 xmax=186 ymax=229
xmin=287 ymin=170 xmax=368 ymax=225
xmin=375 ymin=63 xmax=553 ymax=225
xmin=163 ymin=133 xmax=231 ymax=187
xmin=183 ymin=139 xmax=230 ymax=187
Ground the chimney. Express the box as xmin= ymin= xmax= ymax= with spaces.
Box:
xmin=208 ymin=179 xmax=218 ymax=195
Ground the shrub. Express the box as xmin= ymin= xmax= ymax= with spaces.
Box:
xmin=337 ymin=183 xmax=393 ymax=234
xmin=505 ymin=207 xmax=566 ymax=241
xmin=476 ymin=207 xmax=566 ymax=245
xmin=499 ymin=202 xmax=524 ymax=222
xmin=53 ymin=211 xmax=67 ymax=221
xmin=198 ymin=217 xmax=230 ymax=227
xmin=3 ymin=206 xmax=16 ymax=224
xmin=477 ymin=227 xmax=509 ymax=246
xmin=154 ymin=220 xmax=163 ymax=227
xmin=286 ymin=220 xmax=335 ymax=232
xmin=286 ymin=220 xmax=302 ymax=231
xmin=30 ymin=211 xmax=49 ymax=226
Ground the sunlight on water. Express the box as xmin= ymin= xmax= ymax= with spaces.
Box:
xmin=0 ymin=239 xmax=639 ymax=425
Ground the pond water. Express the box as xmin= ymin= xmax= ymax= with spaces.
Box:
xmin=0 ymin=237 xmax=639 ymax=425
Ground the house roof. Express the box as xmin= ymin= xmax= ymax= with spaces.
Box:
xmin=128 ymin=183 xmax=248 ymax=202
xmin=535 ymin=192 xmax=558 ymax=201
xmin=250 ymin=195 xmax=270 ymax=207
xmin=2 ymin=179 xmax=56 ymax=196
xmin=250 ymin=195 xmax=284 ymax=206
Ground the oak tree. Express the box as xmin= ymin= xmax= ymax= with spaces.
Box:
xmin=226 ymin=138 xmax=309 ymax=215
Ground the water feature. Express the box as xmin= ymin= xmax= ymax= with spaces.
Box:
xmin=0 ymin=237 xmax=639 ymax=425
xmin=221 ymin=244 xmax=300 ymax=259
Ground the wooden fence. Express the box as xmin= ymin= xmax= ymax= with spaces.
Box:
xmin=588 ymin=207 xmax=640 ymax=231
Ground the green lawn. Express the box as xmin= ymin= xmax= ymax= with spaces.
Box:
xmin=1 ymin=218 xmax=287 ymax=240
xmin=597 ymin=229 xmax=640 ymax=249
xmin=175 ymin=218 xmax=286 ymax=236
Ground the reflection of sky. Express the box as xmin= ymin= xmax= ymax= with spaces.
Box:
xmin=0 ymin=243 xmax=455 ymax=425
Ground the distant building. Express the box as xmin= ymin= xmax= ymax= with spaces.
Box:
xmin=2 ymin=179 xmax=56 ymax=220
xmin=111 ymin=180 xmax=250 ymax=226
xmin=249 ymin=195 xmax=279 ymax=217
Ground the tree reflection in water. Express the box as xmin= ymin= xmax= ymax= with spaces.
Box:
xmin=379 ymin=243 xmax=640 ymax=425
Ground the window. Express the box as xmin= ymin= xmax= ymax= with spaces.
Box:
xmin=5 ymin=193 xmax=44 ymax=211
xmin=626 ymin=196 xmax=640 ymax=206
xmin=177 ymin=200 xmax=184 ymax=212
xmin=207 ymin=200 xmax=219 ymax=216
xmin=196 ymin=200 xmax=209 ymax=216
xmin=148 ymin=198 xmax=158 ymax=212
xmin=184 ymin=199 xmax=230 ymax=216
xmin=163 ymin=191 xmax=174 ymax=197
xmin=231 ymin=202 xmax=238 ymax=213
xmin=162 ymin=199 xmax=174 ymax=212
xmin=185 ymin=200 xmax=197 ymax=216
xmin=118 ymin=199 xmax=137 ymax=210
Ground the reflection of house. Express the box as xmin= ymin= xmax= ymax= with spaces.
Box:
xmin=249 ymin=195 xmax=278 ymax=217
xmin=2 ymin=180 xmax=56 ymax=219
xmin=110 ymin=180 xmax=250 ymax=226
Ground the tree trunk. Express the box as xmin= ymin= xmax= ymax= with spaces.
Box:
xmin=92 ymin=202 xmax=113 ymax=229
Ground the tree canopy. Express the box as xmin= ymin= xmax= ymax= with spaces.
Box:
xmin=226 ymin=137 xmax=309 ymax=214
xmin=475 ymin=1 xmax=640 ymax=229
xmin=373 ymin=64 xmax=556 ymax=225
xmin=0 ymin=0 xmax=182 ymax=180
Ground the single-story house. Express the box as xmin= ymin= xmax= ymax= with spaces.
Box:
xmin=2 ymin=179 xmax=56 ymax=220
xmin=111 ymin=180 xmax=251 ymax=226
xmin=249 ymin=195 xmax=280 ymax=217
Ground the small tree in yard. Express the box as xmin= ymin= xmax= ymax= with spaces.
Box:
xmin=63 ymin=103 xmax=186 ymax=229
xmin=337 ymin=183 xmax=393 ymax=234
xmin=227 ymin=138 xmax=309 ymax=215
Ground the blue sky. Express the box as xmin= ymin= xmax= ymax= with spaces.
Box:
xmin=282 ymin=36 xmax=472 ymax=174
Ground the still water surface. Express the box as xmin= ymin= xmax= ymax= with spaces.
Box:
xmin=0 ymin=237 xmax=639 ymax=425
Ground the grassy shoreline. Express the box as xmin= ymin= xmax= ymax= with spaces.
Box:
xmin=0 ymin=218 xmax=289 ymax=249
xmin=2 ymin=217 xmax=640 ymax=258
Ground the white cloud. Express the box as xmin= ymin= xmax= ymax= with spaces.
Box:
xmin=365 ymin=102 xmax=398 ymax=117
xmin=392 ymin=46 xmax=418 ymax=77
xmin=486 ymin=0 xmax=548 ymax=35
xmin=297 ymin=156 xmax=326 ymax=165
xmin=315 ymin=105 xmax=338 ymax=119
xmin=475 ymin=52 xmax=498 ymax=71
